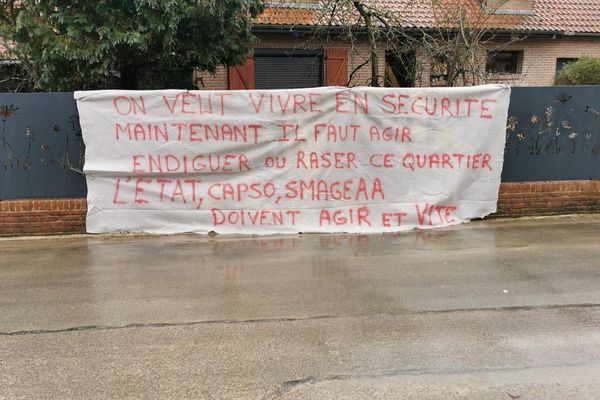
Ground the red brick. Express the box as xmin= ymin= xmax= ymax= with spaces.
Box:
xmin=1 ymin=180 xmax=599 ymax=236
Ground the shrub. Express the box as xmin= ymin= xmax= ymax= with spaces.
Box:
xmin=556 ymin=57 xmax=600 ymax=85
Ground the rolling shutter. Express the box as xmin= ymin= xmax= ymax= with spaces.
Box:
xmin=254 ymin=49 xmax=323 ymax=89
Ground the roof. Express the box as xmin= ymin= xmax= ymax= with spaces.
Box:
xmin=256 ymin=0 xmax=600 ymax=35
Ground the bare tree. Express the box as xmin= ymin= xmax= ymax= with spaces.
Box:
xmin=311 ymin=0 xmax=400 ymax=87
xmin=403 ymin=0 xmax=524 ymax=87
xmin=270 ymin=0 xmax=522 ymax=87
xmin=0 ymin=61 xmax=33 ymax=92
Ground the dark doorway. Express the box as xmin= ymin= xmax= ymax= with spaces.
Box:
xmin=385 ymin=50 xmax=416 ymax=87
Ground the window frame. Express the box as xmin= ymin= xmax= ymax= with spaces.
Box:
xmin=486 ymin=50 xmax=522 ymax=75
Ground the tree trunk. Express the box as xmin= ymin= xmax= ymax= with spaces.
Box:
xmin=368 ymin=27 xmax=379 ymax=87
xmin=353 ymin=1 xmax=379 ymax=87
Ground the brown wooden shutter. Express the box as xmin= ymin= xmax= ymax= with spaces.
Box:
xmin=325 ymin=48 xmax=349 ymax=87
xmin=228 ymin=52 xmax=255 ymax=90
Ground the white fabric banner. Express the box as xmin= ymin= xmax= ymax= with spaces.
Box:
xmin=75 ymin=85 xmax=510 ymax=235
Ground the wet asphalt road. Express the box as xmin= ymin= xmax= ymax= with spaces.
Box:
xmin=1 ymin=215 xmax=599 ymax=399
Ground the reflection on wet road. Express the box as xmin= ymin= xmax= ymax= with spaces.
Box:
xmin=1 ymin=215 xmax=599 ymax=399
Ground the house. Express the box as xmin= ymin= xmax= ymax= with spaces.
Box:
xmin=197 ymin=0 xmax=600 ymax=90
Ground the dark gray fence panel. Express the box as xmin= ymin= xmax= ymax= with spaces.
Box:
xmin=1 ymin=87 xmax=599 ymax=200
xmin=0 ymin=93 xmax=86 ymax=199
xmin=502 ymin=86 xmax=600 ymax=182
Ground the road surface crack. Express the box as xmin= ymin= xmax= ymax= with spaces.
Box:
xmin=1 ymin=303 xmax=599 ymax=337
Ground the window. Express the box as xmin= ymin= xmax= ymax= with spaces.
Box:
xmin=254 ymin=49 xmax=323 ymax=90
xmin=486 ymin=51 xmax=521 ymax=74
xmin=556 ymin=58 xmax=578 ymax=76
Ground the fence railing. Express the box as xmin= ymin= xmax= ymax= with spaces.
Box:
xmin=502 ymin=86 xmax=600 ymax=182
xmin=0 ymin=93 xmax=85 ymax=199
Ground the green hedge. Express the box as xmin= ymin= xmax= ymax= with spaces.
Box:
xmin=556 ymin=57 xmax=600 ymax=85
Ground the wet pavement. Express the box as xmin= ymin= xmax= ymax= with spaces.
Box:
xmin=1 ymin=215 xmax=599 ymax=399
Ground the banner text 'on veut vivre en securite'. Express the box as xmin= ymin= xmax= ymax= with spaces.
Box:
xmin=75 ymin=85 xmax=510 ymax=234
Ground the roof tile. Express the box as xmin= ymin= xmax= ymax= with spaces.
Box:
xmin=256 ymin=0 xmax=600 ymax=34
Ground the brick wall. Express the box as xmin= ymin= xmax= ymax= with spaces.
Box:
xmin=1 ymin=181 xmax=598 ymax=236
xmin=496 ymin=37 xmax=600 ymax=86
xmin=416 ymin=36 xmax=600 ymax=87
xmin=0 ymin=199 xmax=87 ymax=237
xmin=195 ymin=66 xmax=228 ymax=90
xmin=496 ymin=180 xmax=600 ymax=217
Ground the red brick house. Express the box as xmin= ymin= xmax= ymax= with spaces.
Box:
xmin=197 ymin=0 xmax=600 ymax=90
